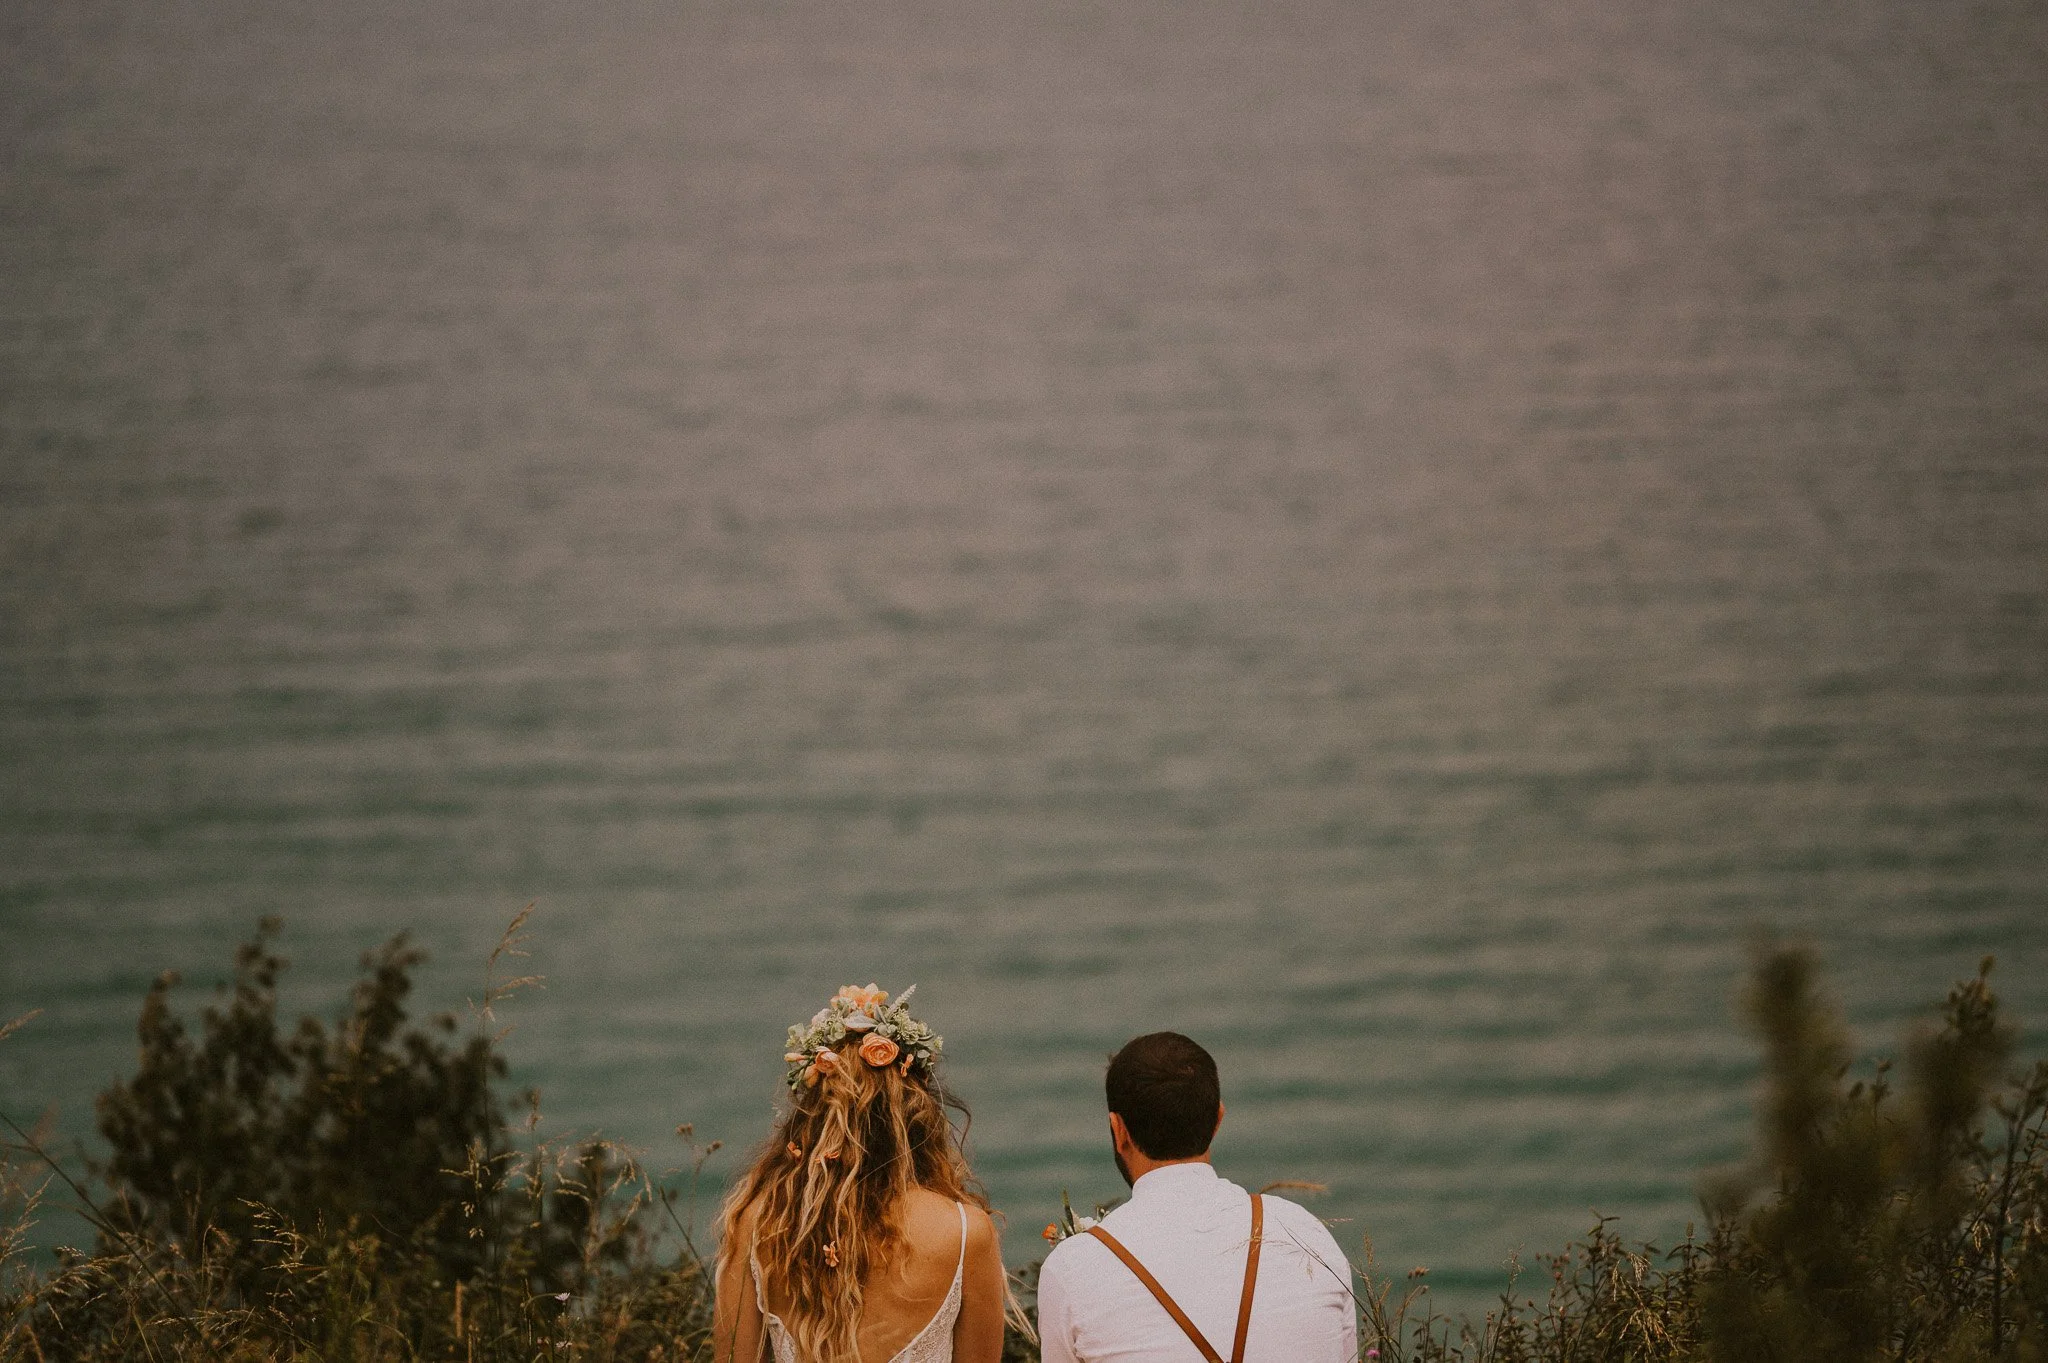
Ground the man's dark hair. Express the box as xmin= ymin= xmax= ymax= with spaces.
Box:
xmin=1105 ymin=1032 xmax=1220 ymax=1160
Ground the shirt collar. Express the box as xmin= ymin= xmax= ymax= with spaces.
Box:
xmin=1129 ymin=1160 xmax=1220 ymax=1204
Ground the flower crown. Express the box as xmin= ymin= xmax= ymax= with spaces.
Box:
xmin=783 ymin=984 xmax=942 ymax=1091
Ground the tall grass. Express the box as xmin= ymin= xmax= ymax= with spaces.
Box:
xmin=4 ymin=926 xmax=2045 ymax=1361
xmin=1355 ymin=948 xmax=2048 ymax=1363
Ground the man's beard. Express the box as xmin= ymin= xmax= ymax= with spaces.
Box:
xmin=1113 ymin=1144 xmax=1133 ymax=1188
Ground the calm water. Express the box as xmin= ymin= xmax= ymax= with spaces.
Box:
xmin=3 ymin=0 xmax=2046 ymax=1314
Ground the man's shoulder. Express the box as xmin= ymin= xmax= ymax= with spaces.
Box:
xmin=1041 ymin=1185 xmax=1348 ymax=1267
xmin=1038 ymin=1224 xmax=1114 ymax=1284
xmin=1253 ymin=1193 xmax=1351 ymax=1275
xmin=1254 ymin=1189 xmax=1332 ymax=1228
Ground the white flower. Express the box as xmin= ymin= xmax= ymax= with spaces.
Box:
xmin=843 ymin=1013 xmax=875 ymax=1032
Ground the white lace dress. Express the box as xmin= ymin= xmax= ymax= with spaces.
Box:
xmin=751 ymin=1202 xmax=968 ymax=1363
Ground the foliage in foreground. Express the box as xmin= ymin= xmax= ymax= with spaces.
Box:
xmin=3 ymin=923 xmax=2047 ymax=1362
xmin=1359 ymin=949 xmax=2048 ymax=1363
xmin=2 ymin=913 xmax=718 ymax=1361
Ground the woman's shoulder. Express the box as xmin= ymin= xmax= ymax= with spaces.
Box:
xmin=897 ymin=1187 xmax=993 ymax=1246
xmin=723 ymin=1197 xmax=763 ymax=1255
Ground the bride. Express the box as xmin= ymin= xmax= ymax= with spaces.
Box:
xmin=713 ymin=985 xmax=1012 ymax=1363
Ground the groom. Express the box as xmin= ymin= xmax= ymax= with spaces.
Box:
xmin=1036 ymin=1032 xmax=1358 ymax=1363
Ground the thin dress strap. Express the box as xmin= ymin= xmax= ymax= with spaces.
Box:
xmin=750 ymin=1206 xmax=971 ymax=1363
xmin=751 ymin=1241 xmax=797 ymax=1363
xmin=880 ymin=1202 xmax=971 ymax=1363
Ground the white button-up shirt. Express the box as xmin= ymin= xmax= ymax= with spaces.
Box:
xmin=1036 ymin=1163 xmax=1357 ymax=1363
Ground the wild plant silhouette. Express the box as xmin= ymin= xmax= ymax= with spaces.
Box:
xmin=5 ymin=927 xmax=2046 ymax=1361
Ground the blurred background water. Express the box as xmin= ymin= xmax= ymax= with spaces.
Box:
xmin=3 ymin=0 xmax=2045 ymax=1314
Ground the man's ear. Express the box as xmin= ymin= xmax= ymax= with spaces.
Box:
xmin=1211 ymin=1102 xmax=1225 ymax=1141
xmin=1108 ymin=1111 xmax=1130 ymax=1150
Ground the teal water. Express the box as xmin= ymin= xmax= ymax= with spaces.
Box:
xmin=3 ymin=0 xmax=2046 ymax=1316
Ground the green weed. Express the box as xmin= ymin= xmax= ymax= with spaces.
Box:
xmin=4 ymin=928 xmax=2045 ymax=1362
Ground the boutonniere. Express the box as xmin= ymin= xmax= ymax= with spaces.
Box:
xmin=1042 ymin=1191 xmax=1105 ymax=1245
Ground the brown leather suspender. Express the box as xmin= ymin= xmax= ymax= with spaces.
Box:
xmin=1230 ymin=1193 xmax=1265 ymax=1363
xmin=1085 ymin=1193 xmax=1265 ymax=1363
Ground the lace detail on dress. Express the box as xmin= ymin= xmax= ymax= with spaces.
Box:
xmin=752 ymin=1202 xmax=968 ymax=1363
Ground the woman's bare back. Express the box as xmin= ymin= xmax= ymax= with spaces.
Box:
xmin=852 ymin=1189 xmax=968 ymax=1361
xmin=752 ymin=1187 xmax=987 ymax=1363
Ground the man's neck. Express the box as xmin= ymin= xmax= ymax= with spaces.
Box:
xmin=1121 ymin=1150 xmax=1212 ymax=1185
xmin=1109 ymin=1109 xmax=1222 ymax=1187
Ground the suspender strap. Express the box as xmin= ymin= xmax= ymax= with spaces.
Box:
xmin=1232 ymin=1193 xmax=1265 ymax=1363
xmin=1084 ymin=1193 xmax=1264 ymax=1363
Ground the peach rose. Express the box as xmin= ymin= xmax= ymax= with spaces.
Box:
xmin=1042 ymin=1224 xmax=1060 ymax=1243
xmin=811 ymin=1049 xmax=841 ymax=1078
xmin=859 ymin=1033 xmax=900 ymax=1068
xmin=836 ymin=983 xmax=889 ymax=1011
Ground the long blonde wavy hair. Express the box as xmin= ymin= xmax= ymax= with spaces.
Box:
xmin=717 ymin=1034 xmax=988 ymax=1362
